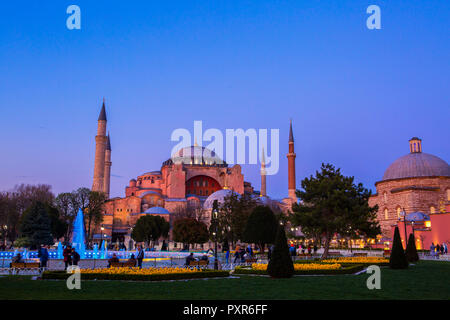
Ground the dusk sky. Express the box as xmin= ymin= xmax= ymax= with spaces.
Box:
xmin=0 ymin=1 xmax=449 ymax=199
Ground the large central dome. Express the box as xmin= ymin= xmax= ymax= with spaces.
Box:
xmin=163 ymin=145 xmax=227 ymax=167
xmin=382 ymin=138 xmax=450 ymax=181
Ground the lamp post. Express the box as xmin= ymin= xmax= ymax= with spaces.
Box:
xmin=411 ymin=221 xmax=415 ymax=239
xmin=400 ymin=208 xmax=408 ymax=249
xmin=212 ymin=208 xmax=219 ymax=270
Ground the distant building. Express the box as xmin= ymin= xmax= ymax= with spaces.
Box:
xmin=369 ymin=137 xmax=450 ymax=249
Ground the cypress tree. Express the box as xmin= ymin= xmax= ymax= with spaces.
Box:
xmin=389 ymin=226 xmax=408 ymax=269
xmin=405 ymin=233 xmax=419 ymax=262
xmin=267 ymin=225 xmax=294 ymax=278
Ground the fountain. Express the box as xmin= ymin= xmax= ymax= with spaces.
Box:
xmin=93 ymin=243 xmax=98 ymax=259
xmin=57 ymin=242 xmax=63 ymax=259
xmin=71 ymin=208 xmax=86 ymax=259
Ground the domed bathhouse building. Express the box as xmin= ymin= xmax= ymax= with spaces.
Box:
xmin=369 ymin=137 xmax=450 ymax=249
xmin=89 ymin=102 xmax=298 ymax=248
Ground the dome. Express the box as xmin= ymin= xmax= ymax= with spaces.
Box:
xmin=406 ymin=212 xmax=430 ymax=222
xmin=144 ymin=206 xmax=170 ymax=215
xmin=203 ymin=189 xmax=238 ymax=209
xmin=163 ymin=145 xmax=227 ymax=167
xmin=382 ymin=153 xmax=450 ymax=181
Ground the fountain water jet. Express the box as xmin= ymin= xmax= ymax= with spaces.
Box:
xmin=71 ymin=208 xmax=86 ymax=259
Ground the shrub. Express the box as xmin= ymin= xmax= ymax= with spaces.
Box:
xmin=405 ymin=233 xmax=419 ymax=262
xmin=389 ymin=227 xmax=408 ymax=269
xmin=267 ymin=225 xmax=294 ymax=278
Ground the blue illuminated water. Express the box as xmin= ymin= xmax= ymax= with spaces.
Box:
xmin=71 ymin=208 xmax=86 ymax=259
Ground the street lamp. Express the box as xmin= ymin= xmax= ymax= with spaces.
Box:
xmin=411 ymin=221 xmax=415 ymax=239
xmin=399 ymin=208 xmax=408 ymax=248
xmin=212 ymin=208 xmax=219 ymax=270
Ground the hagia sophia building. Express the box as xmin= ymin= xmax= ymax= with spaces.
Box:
xmin=90 ymin=100 xmax=450 ymax=250
xmin=91 ymin=101 xmax=297 ymax=247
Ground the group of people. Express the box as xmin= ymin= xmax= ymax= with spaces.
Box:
xmin=227 ymin=245 xmax=252 ymax=264
xmin=430 ymin=242 xmax=448 ymax=256
xmin=62 ymin=245 xmax=81 ymax=270
xmin=184 ymin=252 xmax=210 ymax=266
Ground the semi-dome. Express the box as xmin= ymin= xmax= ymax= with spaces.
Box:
xmin=203 ymin=189 xmax=238 ymax=209
xmin=382 ymin=138 xmax=450 ymax=181
xmin=144 ymin=206 xmax=170 ymax=215
xmin=406 ymin=212 xmax=430 ymax=222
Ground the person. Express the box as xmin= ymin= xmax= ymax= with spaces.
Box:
xmin=307 ymin=245 xmax=312 ymax=255
xmin=240 ymin=248 xmax=246 ymax=263
xmin=313 ymin=244 xmax=318 ymax=254
xmin=108 ymin=253 xmax=119 ymax=267
xmin=12 ymin=252 xmax=23 ymax=263
xmin=200 ymin=254 xmax=209 ymax=264
xmin=268 ymin=244 xmax=274 ymax=261
xmin=225 ymin=250 xmax=230 ymax=264
xmin=440 ymin=244 xmax=444 ymax=255
xmin=63 ymin=245 xmax=72 ymax=270
xmin=444 ymin=242 xmax=448 ymax=254
xmin=233 ymin=246 xmax=240 ymax=263
xmin=38 ymin=245 xmax=49 ymax=268
xmin=301 ymin=243 xmax=305 ymax=254
xmin=185 ymin=252 xmax=195 ymax=266
xmin=136 ymin=245 xmax=144 ymax=268
xmin=436 ymin=243 xmax=441 ymax=256
xmin=289 ymin=244 xmax=296 ymax=257
xmin=127 ymin=254 xmax=137 ymax=267
xmin=246 ymin=244 xmax=252 ymax=257
xmin=71 ymin=248 xmax=80 ymax=266
xmin=430 ymin=243 xmax=435 ymax=256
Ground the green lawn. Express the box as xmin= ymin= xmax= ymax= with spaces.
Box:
xmin=0 ymin=260 xmax=449 ymax=300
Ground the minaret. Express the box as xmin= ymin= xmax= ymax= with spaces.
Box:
xmin=287 ymin=119 xmax=297 ymax=200
xmin=103 ymin=133 xmax=112 ymax=198
xmin=260 ymin=147 xmax=267 ymax=197
xmin=92 ymin=99 xmax=108 ymax=192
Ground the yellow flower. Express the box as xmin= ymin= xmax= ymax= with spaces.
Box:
xmin=71 ymin=267 xmax=202 ymax=275
xmin=322 ymin=257 xmax=388 ymax=264
xmin=251 ymin=263 xmax=342 ymax=271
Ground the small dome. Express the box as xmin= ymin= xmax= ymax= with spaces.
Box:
xmin=406 ymin=212 xmax=430 ymax=222
xmin=203 ymin=189 xmax=238 ymax=209
xmin=382 ymin=153 xmax=450 ymax=181
xmin=144 ymin=206 xmax=170 ymax=215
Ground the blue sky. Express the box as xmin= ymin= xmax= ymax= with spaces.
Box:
xmin=0 ymin=1 xmax=449 ymax=199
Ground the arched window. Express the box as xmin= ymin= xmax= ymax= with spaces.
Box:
xmin=384 ymin=209 xmax=389 ymax=220
xmin=430 ymin=206 xmax=436 ymax=214
xmin=397 ymin=207 xmax=402 ymax=219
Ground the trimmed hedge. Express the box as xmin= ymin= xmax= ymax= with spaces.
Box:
xmin=41 ymin=269 xmax=230 ymax=282
xmin=234 ymin=264 xmax=366 ymax=276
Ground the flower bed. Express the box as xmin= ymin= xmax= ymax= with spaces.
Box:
xmin=293 ymin=257 xmax=389 ymax=266
xmin=42 ymin=267 xmax=230 ymax=281
xmin=234 ymin=263 xmax=365 ymax=275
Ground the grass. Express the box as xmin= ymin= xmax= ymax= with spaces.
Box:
xmin=0 ymin=260 xmax=448 ymax=300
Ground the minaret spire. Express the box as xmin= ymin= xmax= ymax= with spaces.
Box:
xmin=92 ymin=99 xmax=108 ymax=193
xmin=103 ymin=133 xmax=112 ymax=198
xmin=260 ymin=147 xmax=267 ymax=197
xmin=287 ymin=119 xmax=296 ymax=201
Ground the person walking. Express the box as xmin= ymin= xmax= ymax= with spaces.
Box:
xmin=136 ymin=245 xmax=144 ymax=269
xmin=38 ymin=245 xmax=49 ymax=269
xmin=71 ymin=248 xmax=80 ymax=266
xmin=225 ymin=250 xmax=230 ymax=264
xmin=63 ymin=245 xmax=72 ymax=270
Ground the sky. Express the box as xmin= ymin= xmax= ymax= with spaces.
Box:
xmin=0 ymin=0 xmax=449 ymax=199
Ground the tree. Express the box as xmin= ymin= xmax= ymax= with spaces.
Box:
xmin=18 ymin=201 xmax=54 ymax=249
xmin=405 ymin=233 xmax=419 ymax=263
xmin=172 ymin=218 xmax=209 ymax=248
xmin=216 ymin=192 xmax=258 ymax=246
xmin=45 ymin=204 xmax=68 ymax=240
xmin=267 ymin=225 xmax=294 ymax=278
xmin=291 ymin=163 xmax=380 ymax=259
xmin=131 ymin=215 xmax=170 ymax=248
xmin=243 ymin=206 xmax=278 ymax=252
xmin=85 ymin=191 xmax=107 ymax=246
xmin=55 ymin=192 xmax=77 ymax=241
xmin=389 ymin=227 xmax=408 ymax=269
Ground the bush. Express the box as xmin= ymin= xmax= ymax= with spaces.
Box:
xmin=267 ymin=225 xmax=294 ymax=278
xmin=405 ymin=233 xmax=419 ymax=262
xmin=389 ymin=227 xmax=408 ymax=269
